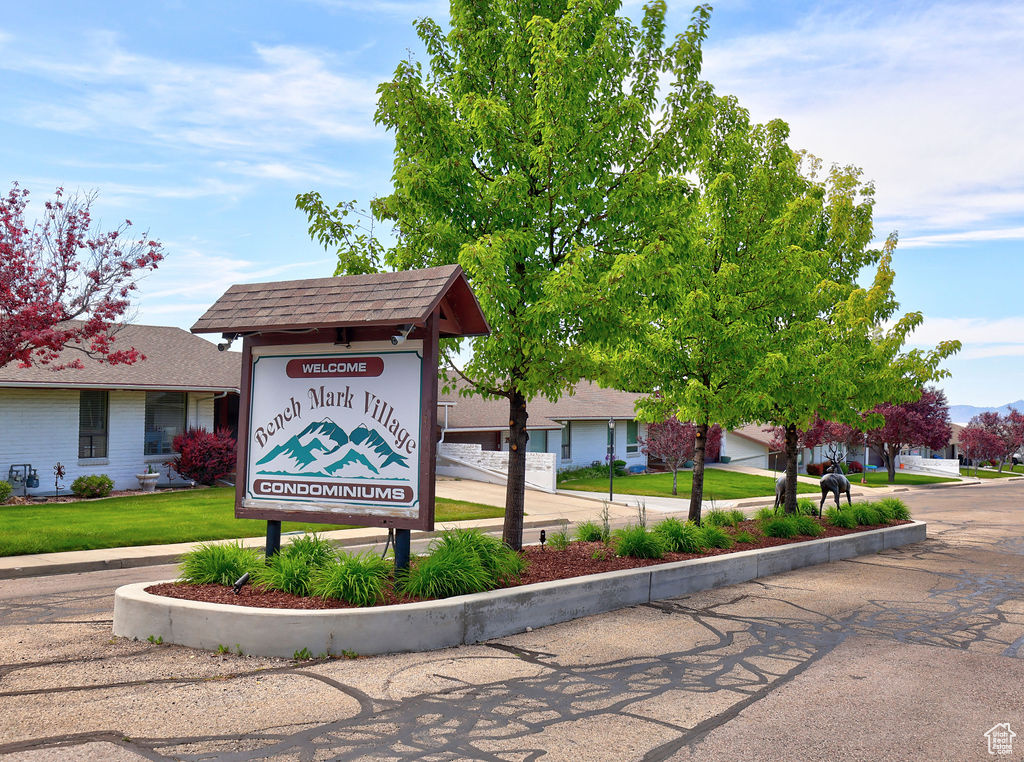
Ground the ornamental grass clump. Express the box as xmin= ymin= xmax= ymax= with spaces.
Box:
xmin=254 ymin=552 xmax=319 ymax=596
xmin=877 ymin=497 xmax=911 ymax=520
xmin=760 ymin=515 xmax=801 ymax=539
xmin=310 ymin=551 xmax=391 ymax=607
xmin=825 ymin=507 xmax=857 ymax=529
xmin=283 ymin=533 xmax=336 ymax=567
xmin=613 ymin=524 xmax=666 ymax=559
xmin=754 ymin=507 xmax=777 ymax=522
xmin=733 ymin=530 xmax=758 ymax=544
xmin=573 ymin=520 xmax=604 ymax=543
xmin=792 ymin=514 xmax=824 ymax=537
xmin=400 ymin=528 xmax=526 ymax=599
xmin=547 ymin=528 xmax=571 ymax=550
xmin=698 ymin=525 xmax=734 ymax=549
xmin=704 ymin=509 xmax=735 ymax=528
xmin=179 ymin=541 xmax=263 ymax=586
xmin=795 ymin=498 xmax=818 ymax=516
xmin=652 ymin=518 xmax=706 ymax=553
xmin=852 ymin=503 xmax=884 ymax=526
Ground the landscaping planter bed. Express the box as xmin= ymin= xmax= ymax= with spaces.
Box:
xmin=114 ymin=520 xmax=926 ymax=658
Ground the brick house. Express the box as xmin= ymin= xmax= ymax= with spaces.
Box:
xmin=0 ymin=325 xmax=240 ymax=495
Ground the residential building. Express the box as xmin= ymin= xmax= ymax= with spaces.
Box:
xmin=0 ymin=325 xmax=240 ymax=495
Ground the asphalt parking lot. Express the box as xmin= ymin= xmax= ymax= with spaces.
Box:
xmin=1 ymin=481 xmax=1023 ymax=761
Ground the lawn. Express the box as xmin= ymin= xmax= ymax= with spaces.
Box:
xmin=960 ymin=467 xmax=1019 ymax=479
xmin=0 ymin=487 xmax=503 ymax=557
xmin=558 ymin=469 xmax=817 ymax=500
xmin=854 ymin=471 xmax=959 ymax=487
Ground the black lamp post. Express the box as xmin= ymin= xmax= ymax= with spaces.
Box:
xmin=608 ymin=417 xmax=615 ymax=501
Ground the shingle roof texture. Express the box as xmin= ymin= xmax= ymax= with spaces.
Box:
xmin=0 ymin=324 xmax=241 ymax=391
xmin=191 ymin=265 xmax=481 ymax=334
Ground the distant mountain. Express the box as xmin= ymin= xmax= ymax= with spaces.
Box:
xmin=949 ymin=400 xmax=1024 ymax=425
xmin=255 ymin=419 xmax=408 ymax=477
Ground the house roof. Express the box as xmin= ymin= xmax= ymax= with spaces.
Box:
xmin=729 ymin=424 xmax=776 ymax=448
xmin=438 ymin=381 xmax=645 ymax=431
xmin=191 ymin=264 xmax=489 ymax=338
xmin=0 ymin=324 xmax=241 ymax=392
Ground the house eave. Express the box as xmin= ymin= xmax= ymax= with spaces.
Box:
xmin=0 ymin=382 xmax=239 ymax=393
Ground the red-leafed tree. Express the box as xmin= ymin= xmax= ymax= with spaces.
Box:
xmin=170 ymin=428 xmax=237 ymax=485
xmin=968 ymin=409 xmax=1024 ymax=471
xmin=959 ymin=420 xmax=1004 ymax=474
xmin=640 ymin=418 xmax=722 ymax=498
xmin=769 ymin=417 xmax=862 ymax=467
xmin=0 ymin=183 xmax=163 ymax=370
xmin=865 ymin=386 xmax=952 ymax=484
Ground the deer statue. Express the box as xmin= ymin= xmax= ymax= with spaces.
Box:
xmin=819 ymin=459 xmax=852 ymax=516
xmin=773 ymin=474 xmax=788 ymax=512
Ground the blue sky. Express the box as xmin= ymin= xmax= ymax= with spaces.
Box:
xmin=1 ymin=1 xmax=1021 ymax=407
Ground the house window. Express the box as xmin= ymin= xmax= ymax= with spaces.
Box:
xmin=561 ymin=422 xmax=571 ymax=460
xmin=79 ymin=390 xmax=108 ymax=458
xmin=527 ymin=430 xmax=548 ymax=453
xmin=145 ymin=391 xmax=186 ymax=455
xmin=626 ymin=420 xmax=639 ymax=454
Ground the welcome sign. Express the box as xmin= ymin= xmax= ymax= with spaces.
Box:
xmin=243 ymin=343 xmax=424 ymax=520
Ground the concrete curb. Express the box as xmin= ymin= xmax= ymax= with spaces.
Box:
xmin=113 ymin=521 xmax=926 ymax=658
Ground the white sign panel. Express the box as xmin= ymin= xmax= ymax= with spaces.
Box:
xmin=244 ymin=344 xmax=423 ymax=519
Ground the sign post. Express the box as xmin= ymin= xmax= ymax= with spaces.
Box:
xmin=192 ymin=265 xmax=489 ymax=571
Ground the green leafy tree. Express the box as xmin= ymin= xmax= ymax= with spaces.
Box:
xmin=558 ymin=96 xmax=821 ymax=522
xmin=298 ymin=1 xmax=714 ymax=549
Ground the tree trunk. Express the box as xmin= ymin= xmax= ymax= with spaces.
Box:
xmin=672 ymin=466 xmax=678 ymax=496
xmin=688 ymin=422 xmax=709 ymax=524
xmin=784 ymin=423 xmax=799 ymax=515
xmin=503 ymin=391 xmax=528 ymax=551
xmin=886 ymin=444 xmax=896 ymax=484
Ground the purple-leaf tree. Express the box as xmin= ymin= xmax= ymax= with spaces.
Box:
xmin=959 ymin=421 xmax=1004 ymax=473
xmin=640 ymin=417 xmax=721 ymax=498
xmin=0 ymin=183 xmax=163 ymax=371
xmin=865 ymin=386 xmax=952 ymax=484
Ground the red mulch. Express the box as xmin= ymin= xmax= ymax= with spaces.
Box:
xmin=147 ymin=519 xmax=908 ymax=611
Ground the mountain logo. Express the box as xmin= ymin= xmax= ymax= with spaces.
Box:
xmin=255 ymin=419 xmax=409 ymax=479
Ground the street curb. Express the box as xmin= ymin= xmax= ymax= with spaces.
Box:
xmin=113 ymin=521 xmax=926 ymax=658
xmin=0 ymin=517 xmax=565 ymax=581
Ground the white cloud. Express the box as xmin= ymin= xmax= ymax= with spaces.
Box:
xmin=906 ymin=316 xmax=1024 ymax=360
xmin=2 ymin=37 xmax=384 ymax=155
xmin=702 ymin=2 xmax=1024 ymax=239
xmin=303 ymin=0 xmax=446 ymax=18
xmin=899 ymin=226 xmax=1024 ymax=248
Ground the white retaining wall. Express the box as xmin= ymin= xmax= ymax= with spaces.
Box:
xmin=899 ymin=454 xmax=961 ymax=477
xmin=0 ymin=388 xmax=216 ymax=494
xmin=437 ymin=442 xmax=557 ymax=492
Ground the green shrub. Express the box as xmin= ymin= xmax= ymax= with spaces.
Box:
xmin=179 ymin=541 xmax=264 ymax=586
xmin=310 ymin=552 xmax=391 ymax=606
xmin=254 ymin=551 xmax=318 ymax=596
xmin=401 ymin=528 xmax=526 ymax=599
xmin=704 ymin=509 xmax=735 ymax=528
xmin=792 ymin=514 xmax=824 ymax=537
xmin=613 ymin=524 xmax=666 ymax=559
xmin=547 ymin=528 xmax=571 ymax=550
xmin=728 ymin=509 xmax=747 ymax=525
xmin=71 ymin=474 xmax=114 ymax=498
xmin=733 ymin=530 xmax=757 ymax=544
xmin=652 ymin=518 xmax=706 ymax=553
xmin=431 ymin=528 xmax=526 ymax=586
xmin=876 ymin=497 xmax=911 ymax=520
xmin=796 ymin=498 xmax=818 ymax=516
xmin=282 ymin=533 xmax=336 ymax=567
xmin=698 ymin=525 xmax=734 ymax=549
xmin=400 ymin=542 xmax=493 ymax=599
xmin=754 ymin=507 xmax=777 ymax=522
xmin=852 ymin=504 xmax=884 ymax=526
xmin=761 ymin=515 xmax=801 ymax=538
xmin=0 ymin=480 xmax=11 ymax=503
xmin=825 ymin=507 xmax=857 ymax=529
xmin=574 ymin=520 xmax=604 ymax=543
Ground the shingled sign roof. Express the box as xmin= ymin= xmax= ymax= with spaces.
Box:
xmin=191 ymin=264 xmax=488 ymax=337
